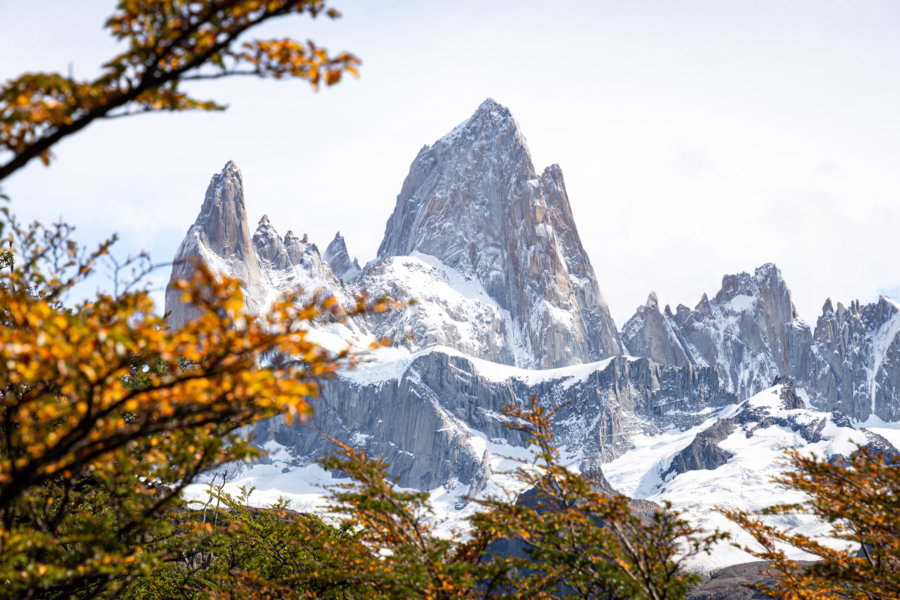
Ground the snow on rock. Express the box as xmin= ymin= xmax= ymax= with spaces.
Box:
xmin=623 ymin=264 xmax=900 ymax=422
xmin=323 ymin=231 xmax=362 ymax=281
xmin=376 ymin=98 xmax=622 ymax=368
xmin=165 ymin=104 xmax=900 ymax=575
xmin=603 ymin=384 xmax=897 ymax=571
xmin=623 ymin=263 xmax=799 ymax=397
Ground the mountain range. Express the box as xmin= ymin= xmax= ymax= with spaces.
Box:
xmin=167 ymin=99 xmax=900 ymax=572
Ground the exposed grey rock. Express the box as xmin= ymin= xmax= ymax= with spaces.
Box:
xmin=622 ymin=264 xmax=900 ymax=421
xmin=664 ymin=418 xmax=736 ymax=477
xmin=165 ymin=161 xmax=353 ymax=329
xmin=457 ymin=450 xmax=492 ymax=508
xmin=798 ymin=295 xmax=900 ymax=421
xmin=689 ymin=561 xmax=781 ymax=600
xmin=252 ymin=215 xmax=289 ymax=270
xmin=776 ymin=377 xmax=806 ymax=410
xmin=376 ymin=99 xmax=622 ymax=368
xmin=580 ymin=456 xmax=620 ymax=497
xmin=323 ymin=232 xmax=361 ymax=281
xmin=854 ymin=430 xmax=899 ymax=461
xmin=622 ymin=292 xmax=693 ymax=367
xmin=252 ymin=351 xmax=739 ymax=489
xmin=165 ymin=161 xmax=265 ymax=328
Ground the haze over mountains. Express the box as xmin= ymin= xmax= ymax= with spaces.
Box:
xmin=167 ymin=99 xmax=900 ymax=570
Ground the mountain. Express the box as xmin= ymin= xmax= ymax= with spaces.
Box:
xmin=603 ymin=381 xmax=899 ymax=571
xmin=323 ymin=232 xmax=361 ymax=281
xmin=166 ymin=99 xmax=900 ymax=571
xmin=166 ymin=161 xmax=265 ymax=328
xmin=621 ymin=264 xmax=900 ymax=422
xmin=376 ymin=98 xmax=622 ymax=368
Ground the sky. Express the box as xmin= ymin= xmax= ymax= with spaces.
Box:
xmin=2 ymin=1 xmax=899 ymax=326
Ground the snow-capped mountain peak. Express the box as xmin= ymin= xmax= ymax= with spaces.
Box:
xmin=376 ymin=99 xmax=621 ymax=368
xmin=323 ymin=231 xmax=361 ymax=281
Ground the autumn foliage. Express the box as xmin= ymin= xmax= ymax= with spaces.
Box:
xmin=0 ymin=0 xmax=360 ymax=180
xmin=722 ymin=447 xmax=900 ymax=600
xmin=470 ymin=398 xmax=727 ymax=600
xmin=0 ymin=211 xmax=391 ymax=597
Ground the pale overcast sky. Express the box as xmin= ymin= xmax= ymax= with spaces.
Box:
xmin=2 ymin=1 xmax=898 ymax=325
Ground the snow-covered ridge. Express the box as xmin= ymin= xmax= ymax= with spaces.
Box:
xmin=375 ymin=98 xmax=622 ymax=368
xmin=623 ymin=263 xmax=900 ymax=422
xmin=605 ymin=384 xmax=899 ymax=571
xmin=339 ymin=343 xmax=620 ymax=388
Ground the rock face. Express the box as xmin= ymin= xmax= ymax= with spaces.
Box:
xmin=166 ymin=161 xmax=265 ymax=328
xmin=253 ymin=350 xmax=738 ymax=489
xmin=663 ymin=418 xmax=736 ymax=477
xmin=623 ymin=264 xmax=801 ymax=396
xmin=166 ymin=163 xmax=350 ymax=330
xmin=622 ymin=264 xmax=900 ymax=421
xmin=801 ymin=296 xmax=900 ymax=422
xmin=377 ymin=99 xmax=622 ymax=368
xmin=621 ymin=292 xmax=693 ymax=368
xmin=323 ymin=232 xmax=361 ymax=281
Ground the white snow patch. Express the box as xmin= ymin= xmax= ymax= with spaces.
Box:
xmin=728 ymin=294 xmax=757 ymax=313
xmin=603 ymin=386 xmax=868 ymax=571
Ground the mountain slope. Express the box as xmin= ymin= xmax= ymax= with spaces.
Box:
xmin=377 ymin=99 xmax=622 ymax=368
xmin=166 ymin=99 xmax=900 ymax=572
xmin=622 ymin=264 xmax=900 ymax=421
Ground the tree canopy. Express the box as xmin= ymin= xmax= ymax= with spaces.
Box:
xmin=722 ymin=447 xmax=900 ymax=600
xmin=0 ymin=0 xmax=359 ymax=181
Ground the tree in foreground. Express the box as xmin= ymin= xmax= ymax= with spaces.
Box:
xmin=124 ymin=484 xmax=362 ymax=599
xmin=0 ymin=0 xmax=360 ymax=181
xmin=0 ymin=212 xmax=392 ymax=598
xmin=0 ymin=2 xmax=365 ymax=590
xmin=471 ymin=397 xmax=727 ymax=600
xmin=126 ymin=397 xmax=724 ymax=599
xmin=721 ymin=447 xmax=900 ymax=600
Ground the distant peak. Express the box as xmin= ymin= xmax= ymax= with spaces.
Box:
xmin=472 ymin=97 xmax=512 ymax=122
xmin=333 ymin=231 xmax=344 ymax=240
xmin=436 ymin=98 xmax=521 ymax=150
xmin=646 ymin=292 xmax=660 ymax=308
xmin=221 ymin=160 xmax=240 ymax=174
xmin=754 ymin=262 xmax=781 ymax=279
xmin=543 ymin=163 xmax=563 ymax=177
xmin=476 ymin=97 xmax=506 ymax=112
xmin=259 ymin=214 xmax=270 ymax=225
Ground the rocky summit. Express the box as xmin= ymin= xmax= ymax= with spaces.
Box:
xmin=622 ymin=263 xmax=900 ymax=422
xmin=376 ymin=99 xmax=622 ymax=368
xmin=166 ymin=100 xmax=900 ymax=572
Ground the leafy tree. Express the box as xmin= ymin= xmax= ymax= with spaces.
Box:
xmin=472 ymin=397 xmax=727 ymax=600
xmin=0 ymin=0 xmax=359 ymax=181
xmin=189 ymin=398 xmax=718 ymax=600
xmin=721 ymin=447 xmax=900 ymax=600
xmin=313 ymin=437 xmax=508 ymax=599
xmin=0 ymin=211 xmax=391 ymax=598
xmin=126 ymin=484 xmax=361 ymax=599
xmin=0 ymin=3 xmax=366 ymax=593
